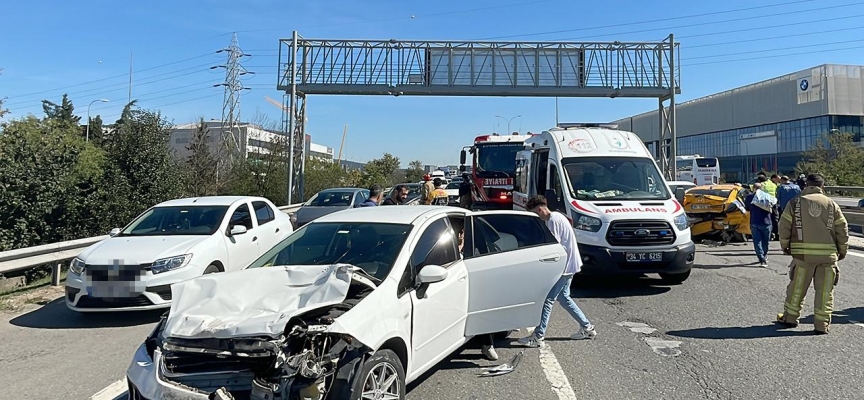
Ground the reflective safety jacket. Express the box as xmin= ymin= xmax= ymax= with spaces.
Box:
xmin=779 ymin=187 xmax=849 ymax=263
xmin=421 ymin=181 xmax=435 ymax=204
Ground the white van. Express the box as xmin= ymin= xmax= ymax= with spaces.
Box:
xmin=513 ymin=124 xmax=695 ymax=284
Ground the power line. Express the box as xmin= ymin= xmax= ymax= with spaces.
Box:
xmin=4 ymin=62 xmax=217 ymax=108
xmin=477 ymin=0 xmax=820 ymax=40
xmin=4 ymin=52 xmax=217 ymax=100
xmin=687 ymin=38 xmax=864 ymax=60
xmin=683 ymin=43 xmax=864 ymax=67
xmin=553 ymin=1 xmax=864 ymax=42
xmin=679 ymin=13 xmax=864 ymax=40
xmin=230 ymin=0 xmax=556 ymax=35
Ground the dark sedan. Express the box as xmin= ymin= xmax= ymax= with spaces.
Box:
xmin=292 ymin=188 xmax=369 ymax=228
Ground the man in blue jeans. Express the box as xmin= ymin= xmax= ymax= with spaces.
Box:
xmin=517 ymin=195 xmax=596 ymax=348
xmin=745 ymin=182 xmax=773 ymax=266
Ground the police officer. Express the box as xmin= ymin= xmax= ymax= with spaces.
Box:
xmin=776 ymin=174 xmax=849 ymax=334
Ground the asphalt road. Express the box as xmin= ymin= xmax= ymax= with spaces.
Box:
xmin=3 ymin=241 xmax=864 ymax=399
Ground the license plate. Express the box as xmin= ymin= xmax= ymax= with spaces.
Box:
xmin=691 ymin=204 xmax=712 ymax=210
xmin=625 ymin=252 xmax=663 ymax=262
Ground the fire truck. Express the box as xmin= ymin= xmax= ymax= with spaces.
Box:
xmin=459 ymin=133 xmax=531 ymax=210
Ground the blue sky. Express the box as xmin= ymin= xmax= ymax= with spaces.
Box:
xmin=2 ymin=0 xmax=864 ymax=166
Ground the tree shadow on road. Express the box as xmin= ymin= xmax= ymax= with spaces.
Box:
xmin=572 ymin=275 xmax=671 ymax=298
xmin=9 ymin=296 xmax=164 ymax=329
xmin=666 ymin=324 xmax=817 ymax=340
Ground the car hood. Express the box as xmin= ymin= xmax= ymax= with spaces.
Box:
xmin=296 ymin=206 xmax=349 ymax=224
xmin=163 ymin=264 xmax=371 ymax=340
xmin=78 ymin=235 xmax=210 ymax=265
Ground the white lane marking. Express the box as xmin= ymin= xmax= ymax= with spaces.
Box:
xmin=616 ymin=321 xmax=657 ymax=334
xmin=90 ymin=379 xmax=126 ymax=400
xmin=644 ymin=337 xmax=682 ymax=357
xmin=538 ymin=342 xmax=579 ymax=400
xmin=846 ymin=251 xmax=864 ymax=258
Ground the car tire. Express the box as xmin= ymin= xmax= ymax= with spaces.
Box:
xmin=659 ymin=270 xmax=691 ymax=285
xmin=329 ymin=349 xmax=406 ymax=400
xmin=203 ymin=264 xmax=220 ymax=274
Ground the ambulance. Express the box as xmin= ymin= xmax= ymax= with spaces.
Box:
xmin=512 ymin=123 xmax=695 ymax=284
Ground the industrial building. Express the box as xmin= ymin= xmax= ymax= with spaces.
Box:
xmin=169 ymin=121 xmax=333 ymax=162
xmin=614 ymin=64 xmax=864 ymax=183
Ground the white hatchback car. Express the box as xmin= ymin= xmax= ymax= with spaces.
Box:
xmin=126 ymin=206 xmax=567 ymax=399
xmin=65 ymin=196 xmax=293 ymax=312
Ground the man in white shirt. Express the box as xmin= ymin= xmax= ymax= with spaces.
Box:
xmin=518 ymin=195 xmax=596 ymax=347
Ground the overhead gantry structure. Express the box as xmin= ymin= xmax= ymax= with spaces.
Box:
xmin=277 ymin=31 xmax=680 ymax=203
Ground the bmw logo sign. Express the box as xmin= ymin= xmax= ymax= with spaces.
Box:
xmin=800 ymin=79 xmax=809 ymax=91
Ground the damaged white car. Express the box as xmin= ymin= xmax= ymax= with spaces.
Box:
xmin=126 ymin=206 xmax=567 ymax=400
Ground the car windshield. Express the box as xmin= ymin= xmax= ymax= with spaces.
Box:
xmin=446 ymin=182 xmax=461 ymax=190
xmin=121 ymin=206 xmax=228 ymax=236
xmin=688 ymin=188 xmax=732 ymax=198
xmin=247 ymin=222 xmax=413 ymax=281
xmin=475 ymin=143 xmax=521 ymax=177
xmin=563 ymin=157 xmax=671 ymax=201
xmin=305 ymin=191 xmax=355 ymax=207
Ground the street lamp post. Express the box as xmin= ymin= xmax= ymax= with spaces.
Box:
xmin=86 ymin=99 xmax=110 ymax=142
xmin=495 ymin=114 xmax=523 ymax=135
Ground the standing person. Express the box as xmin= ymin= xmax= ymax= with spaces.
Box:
xmin=776 ymin=174 xmax=849 ymax=334
xmin=744 ymin=182 xmax=773 ymax=266
xmin=796 ymin=174 xmax=807 ymax=191
xmin=757 ymin=172 xmax=777 ymax=197
xmin=429 ymin=178 xmax=449 ymax=205
xmin=517 ymin=195 xmax=596 ymax=348
xmin=421 ymin=174 xmax=435 ymax=205
xmin=458 ymin=172 xmax=473 ymax=209
xmin=383 ymin=185 xmax=408 ymax=205
xmin=355 ymin=185 xmax=383 ymax=207
xmin=776 ymin=175 xmax=802 ymax=214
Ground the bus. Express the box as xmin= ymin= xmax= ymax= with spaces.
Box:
xmin=675 ymin=155 xmax=720 ymax=185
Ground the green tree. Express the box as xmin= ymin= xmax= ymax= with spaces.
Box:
xmin=361 ymin=153 xmax=400 ymax=188
xmin=0 ymin=116 xmax=105 ymax=250
xmin=93 ymin=102 xmax=186 ymax=229
xmin=85 ymin=115 xmax=104 ymax=145
xmin=185 ymin=118 xmax=218 ymax=196
xmin=303 ymin=157 xmax=348 ymax=201
xmin=796 ymin=131 xmax=864 ymax=188
xmin=41 ymin=94 xmax=80 ymax=131
xmin=405 ymin=160 xmax=425 ymax=182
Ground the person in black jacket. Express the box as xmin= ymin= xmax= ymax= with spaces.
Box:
xmin=382 ymin=185 xmax=408 ymax=205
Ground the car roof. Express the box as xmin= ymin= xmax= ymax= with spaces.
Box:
xmin=155 ymin=196 xmax=266 ymax=207
xmin=667 ymin=181 xmax=697 ymax=186
xmin=691 ymin=184 xmax=738 ymax=190
xmin=313 ymin=206 xmax=460 ymax=225
xmin=318 ymin=187 xmax=366 ymax=194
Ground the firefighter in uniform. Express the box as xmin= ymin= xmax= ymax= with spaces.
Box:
xmin=776 ymin=174 xmax=849 ymax=334
xmin=420 ymin=174 xmax=435 ymax=205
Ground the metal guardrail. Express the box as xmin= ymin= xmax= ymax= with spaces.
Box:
xmin=825 ymin=186 xmax=864 ymax=193
xmin=0 ymin=203 xmax=304 ymax=287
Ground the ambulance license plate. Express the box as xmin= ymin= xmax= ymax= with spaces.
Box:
xmin=625 ymin=252 xmax=663 ymax=262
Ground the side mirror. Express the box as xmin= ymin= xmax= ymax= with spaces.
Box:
xmin=459 ymin=150 xmax=467 ymax=166
xmin=109 ymin=228 xmax=121 ymax=237
xmin=544 ymin=189 xmax=561 ymax=212
xmin=675 ymin=187 xmax=686 ymax=203
xmin=229 ymin=225 xmax=248 ymax=236
xmin=417 ymin=264 xmax=448 ymax=284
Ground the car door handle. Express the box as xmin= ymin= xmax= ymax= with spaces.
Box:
xmin=458 ymin=274 xmax=467 ymax=282
xmin=253 ymin=236 xmax=258 ymax=242
xmin=276 ymin=228 xmax=280 ymax=233
xmin=540 ymin=254 xmax=561 ymax=262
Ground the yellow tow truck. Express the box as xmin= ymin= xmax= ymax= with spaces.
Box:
xmin=683 ymin=184 xmax=751 ymax=242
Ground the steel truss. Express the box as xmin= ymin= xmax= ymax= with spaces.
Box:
xmin=278 ymin=32 xmax=681 ymax=198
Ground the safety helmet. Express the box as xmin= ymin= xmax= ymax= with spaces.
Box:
xmin=423 ymin=174 xmax=431 ymax=181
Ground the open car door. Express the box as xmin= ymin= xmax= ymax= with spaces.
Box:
xmin=462 ymin=211 xmax=566 ymax=336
